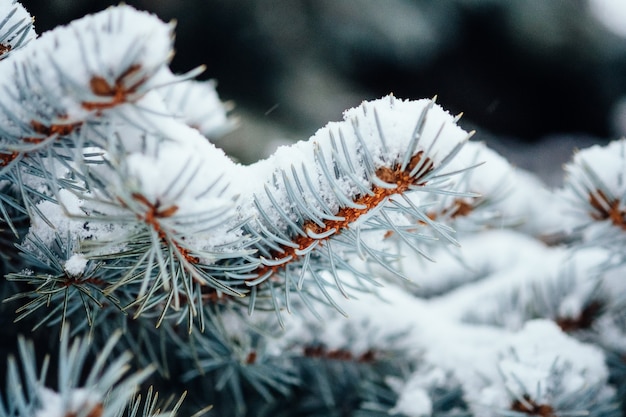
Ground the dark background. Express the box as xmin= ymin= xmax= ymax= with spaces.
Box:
xmin=20 ymin=0 xmax=626 ymax=183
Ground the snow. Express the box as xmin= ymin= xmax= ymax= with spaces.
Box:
xmin=25 ymin=186 xmax=131 ymax=262
xmin=123 ymin=139 xmax=234 ymax=215
xmin=317 ymin=278 xmax=614 ymax=417
xmin=589 ymin=0 xmax=626 ymax=38
xmin=86 ymin=100 xmax=248 ymax=252
xmin=339 ymin=96 xmax=469 ymax=169
xmin=35 ymin=387 xmax=101 ymax=417
xmin=27 ymin=189 xmax=86 ymax=250
xmin=507 ymin=169 xmax=568 ymax=237
xmin=495 ymin=320 xmax=610 ymax=406
xmin=389 ymin=380 xmax=432 ymax=416
xmin=427 ymin=234 xmax=566 ymax=324
xmin=560 ymin=139 xmax=626 ymax=244
xmin=159 ymin=77 xmax=235 ymax=138
xmin=64 ymin=253 xmax=88 ymax=276
xmin=386 ymin=229 xmax=558 ymax=299
xmin=566 ymin=139 xmax=626 ymax=198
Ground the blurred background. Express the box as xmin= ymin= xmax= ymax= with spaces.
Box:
xmin=20 ymin=0 xmax=626 ymax=185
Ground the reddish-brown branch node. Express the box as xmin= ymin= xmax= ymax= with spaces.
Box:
xmin=555 ymin=300 xmax=604 ymax=333
xmin=1 ymin=119 xmax=82 ymax=165
xmin=0 ymin=44 xmax=11 ymax=56
xmin=246 ymin=351 xmax=257 ymax=364
xmin=589 ymin=189 xmax=626 ymax=230
xmin=62 ymin=275 xmax=106 ymax=288
xmin=303 ymin=345 xmax=377 ymax=363
xmin=82 ymin=64 xmax=147 ymax=111
xmin=25 ymin=119 xmax=81 ymax=144
xmin=131 ymin=193 xmax=199 ymax=265
xmin=511 ymin=394 xmax=555 ymax=417
xmin=0 ymin=151 xmax=19 ymax=167
xmin=443 ymin=199 xmax=474 ymax=218
xmin=67 ymin=403 xmax=103 ymax=417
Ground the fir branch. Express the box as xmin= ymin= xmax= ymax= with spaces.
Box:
xmin=66 ymin=137 xmax=253 ymax=326
xmin=0 ymin=327 xmax=167 ymax=417
xmin=4 ymin=230 xmax=128 ymax=332
xmin=2 ymin=3 xmax=624 ymax=417
xmin=173 ymin=309 xmax=298 ymax=416
xmin=235 ymin=96 xmax=473 ymax=317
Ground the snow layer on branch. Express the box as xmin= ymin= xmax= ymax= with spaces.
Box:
xmin=237 ymin=95 xmax=470 ymax=234
xmin=24 ymin=187 xmax=127 ymax=262
xmin=28 ymin=189 xmax=92 ymax=247
xmin=508 ymin=169 xmax=567 ymax=236
xmin=565 ymin=139 xmax=626 ymax=199
xmin=427 ymin=232 xmax=568 ymax=321
xmin=340 ymin=96 xmax=467 ymax=168
xmin=487 ymin=320 xmax=612 ymax=413
xmin=120 ymin=139 xmax=242 ymax=251
xmin=560 ymin=139 xmax=626 ymax=242
xmin=0 ymin=5 xmax=173 ymax=147
xmin=411 ymin=233 xmax=610 ymax=334
xmin=123 ymin=139 xmax=234 ymax=215
xmin=86 ymin=92 xmax=243 ymax=250
xmin=387 ymin=229 xmax=563 ymax=300
xmin=327 ymin=280 xmax=505 ymax=415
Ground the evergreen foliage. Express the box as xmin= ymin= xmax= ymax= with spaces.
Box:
xmin=1 ymin=3 xmax=626 ymax=416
